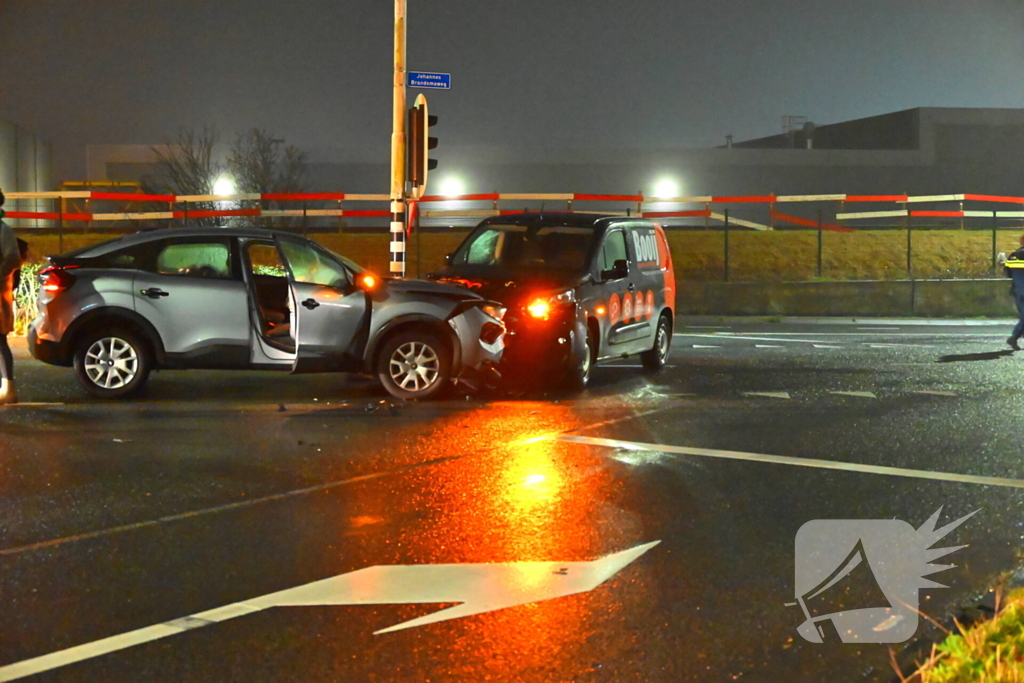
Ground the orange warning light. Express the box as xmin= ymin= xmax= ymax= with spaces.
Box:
xmin=527 ymin=299 xmax=551 ymax=319
xmin=595 ymin=305 xmax=607 ymax=315
xmin=360 ymin=274 xmax=377 ymax=290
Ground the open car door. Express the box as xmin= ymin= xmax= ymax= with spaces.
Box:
xmin=276 ymin=236 xmax=369 ymax=373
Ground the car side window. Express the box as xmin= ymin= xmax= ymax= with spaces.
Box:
xmin=277 ymin=239 xmax=351 ymax=288
xmin=154 ymin=241 xmax=233 ymax=279
xmin=96 ymin=243 xmax=153 ymax=270
xmin=600 ymin=230 xmax=629 ymax=270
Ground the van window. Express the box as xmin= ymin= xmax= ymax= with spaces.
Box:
xmin=600 ymin=230 xmax=629 ymax=270
xmin=455 ymin=224 xmax=593 ymax=271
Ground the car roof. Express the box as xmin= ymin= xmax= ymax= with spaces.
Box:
xmin=67 ymin=225 xmax=303 ymax=256
xmin=478 ymin=212 xmax=652 ymax=229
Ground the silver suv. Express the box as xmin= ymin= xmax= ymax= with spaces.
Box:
xmin=28 ymin=227 xmax=505 ymax=400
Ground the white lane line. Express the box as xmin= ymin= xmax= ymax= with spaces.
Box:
xmin=683 ymin=326 xmax=731 ymax=329
xmin=743 ymin=392 xmax=792 ymax=400
xmin=914 ymin=390 xmax=959 ymax=397
xmin=868 ymin=343 xmax=936 ymax=349
xmin=755 ymin=344 xmax=783 ymax=348
xmin=675 ymin=334 xmax=828 ymax=344
xmin=0 ymin=455 xmax=467 ymax=558
xmin=830 ymin=391 xmax=877 ymax=399
xmin=0 ymin=403 xmax=66 ymax=408
xmin=725 ymin=332 xmax=1005 ymax=337
xmin=859 ymin=327 xmax=901 ymax=330
xmin=813 ymin=344 xmax=843 ymax=349
xmin=691 ymin=345 xmax=721 ymax=349
xmin=604 ymin=364 xmax=678 ymax=369
xmin=557 ymin=435 xmax=1024 ymax=489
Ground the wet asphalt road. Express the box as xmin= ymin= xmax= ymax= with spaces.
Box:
xmin=2 ymin=318 xmax=1024 ymax=682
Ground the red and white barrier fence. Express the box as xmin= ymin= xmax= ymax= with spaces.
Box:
xmin=7 ymin=190 xmax=1024 ymax=230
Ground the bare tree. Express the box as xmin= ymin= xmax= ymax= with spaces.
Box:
xmin=144 ymin=126 xmax=224 ymax=225
xmin=228 ymin=129 xmax=308 ymax=226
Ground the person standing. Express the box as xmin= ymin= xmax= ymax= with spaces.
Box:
xmin=0 ymin=189 xmax=20 ymax=404
xmin=1005 ymin=235 xmax=1024 ymax=351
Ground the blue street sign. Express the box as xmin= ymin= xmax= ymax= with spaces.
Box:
xmin=408 ymin=72 xmax=451 ymax=89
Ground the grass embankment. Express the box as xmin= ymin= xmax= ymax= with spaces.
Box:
xmin=12 ymin=227 xmax=1023 ymax=334
xmin=908 ymin=588 xmax=1024 ymax=682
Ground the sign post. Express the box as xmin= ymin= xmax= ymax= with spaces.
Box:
xmin=389 ymin=0 xmax=408 ymax=277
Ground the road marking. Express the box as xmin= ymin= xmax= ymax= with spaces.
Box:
xmin=743 ymin=392 xmax=792 ymax=400
xmin=604 ymin=364 xmax=678 ymax=369
xmin=858 ymin=327 xmax=900 ymax=330
xmin=755 ymin=344 xmax=783 ymax=348
xmin=813 ymin=344 xmax=843 ymax=349
xmin=0 ymin=542 xmax=660 ymax=681
xmin=677 ymin=334 xmax=828 ymax=344
xmin=682 ymin=326 xmax=730 ymax=329
xmin=0 ymin=402 xmax=65 ymax=408
xmin=691 ymin=345 xmax=721 ymax=349
xmin=556 ymin=435 xmax=1024 ymax=490
xmin=868 ymin=343 xmax=936 ymax=349
xmin=0 ymin=454 xmax=467 ymax=558
xmin=913 ymin=390 xmax=958 ymax=397
xmin=830 ymin=391 xmax=877 ymax=399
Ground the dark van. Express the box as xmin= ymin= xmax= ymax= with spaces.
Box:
xmin=428 ymin=212 xmax=676 ymax=390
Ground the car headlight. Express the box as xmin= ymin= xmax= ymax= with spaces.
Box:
xmin=525 ymin=289 xmax=575 ymax=320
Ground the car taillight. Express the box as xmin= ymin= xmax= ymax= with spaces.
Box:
xmin=39 ymin=265 xmax=77 ymax=294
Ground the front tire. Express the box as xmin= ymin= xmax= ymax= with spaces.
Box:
xmin=73 ymin=329 xmax=153 ymax=398
xmin=377 ymin=330 xmax=452 ymax=400
xmin=562 ymin=324 xmax=596 ymax=393
xmin=641 ymin=314 xmax=672 ymax=372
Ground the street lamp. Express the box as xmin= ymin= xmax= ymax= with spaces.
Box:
xmin=652 ymin=177 xmax=680 ymax=200
xmin=439 ymin=176 xmax=465 ymax=198
xmin=213 ymin=176 xmax=236 ymax=196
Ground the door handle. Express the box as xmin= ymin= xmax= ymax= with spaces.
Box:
xmin=140 ymin=288 xmax=169 ymax=298
xmin=301 ymin=298 xmax=320 ymax=310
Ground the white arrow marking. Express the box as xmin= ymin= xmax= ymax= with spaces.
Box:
xmin=0 ymin=543 xmax=659 ymax=682
xmin=913 ymin=390 xmax=958 ymax=397
xmin=743 ymin=392 xmax=792 ymax=400
xmin=830 ymin=391 xmax=877 ymax=399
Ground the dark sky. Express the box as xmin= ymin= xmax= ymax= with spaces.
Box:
xmin=2 ymin=0 xmax=1023 ymax=183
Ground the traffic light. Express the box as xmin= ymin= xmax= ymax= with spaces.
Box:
xmin=408 ymin=93 xmax=438 ymax=199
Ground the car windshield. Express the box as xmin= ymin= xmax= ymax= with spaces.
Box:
xmin=452 ymin=224 xmax=594 ymax=271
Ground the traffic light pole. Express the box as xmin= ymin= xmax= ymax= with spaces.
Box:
xmin=389 ymin=0 xmax=408 ymax=277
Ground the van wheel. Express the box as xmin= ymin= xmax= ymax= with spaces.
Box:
xmin=641 ymin=315 xmax=672 ymax=372
xmin=73 ymin=329 xmax=152 ymax=398
xmin=377 ymin=330 xmax=451 ymax=400
xmin=563 ymin=325 xmax=596 ymax=392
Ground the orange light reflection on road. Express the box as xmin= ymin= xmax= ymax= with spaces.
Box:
xmin=387 ymin=401 xmax=626 ymax=679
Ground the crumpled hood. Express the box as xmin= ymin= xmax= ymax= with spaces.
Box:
xmin=383 ymin=277 xmax=483 ymax=300
xmin=427 ymin=267 xmax=588 ymax=306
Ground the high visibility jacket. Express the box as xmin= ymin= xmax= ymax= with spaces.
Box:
xmin=1006 ymin=248 xmax=1024 ymax=274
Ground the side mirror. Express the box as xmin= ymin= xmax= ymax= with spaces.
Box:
xmin=600 ymin=259 xmax=629 ymax=282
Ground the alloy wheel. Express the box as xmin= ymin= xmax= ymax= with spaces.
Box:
xmin=83 ymin=337 xmax=139 ymax=389
xmin=388 ymin=341 xmax=441 ymax=393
